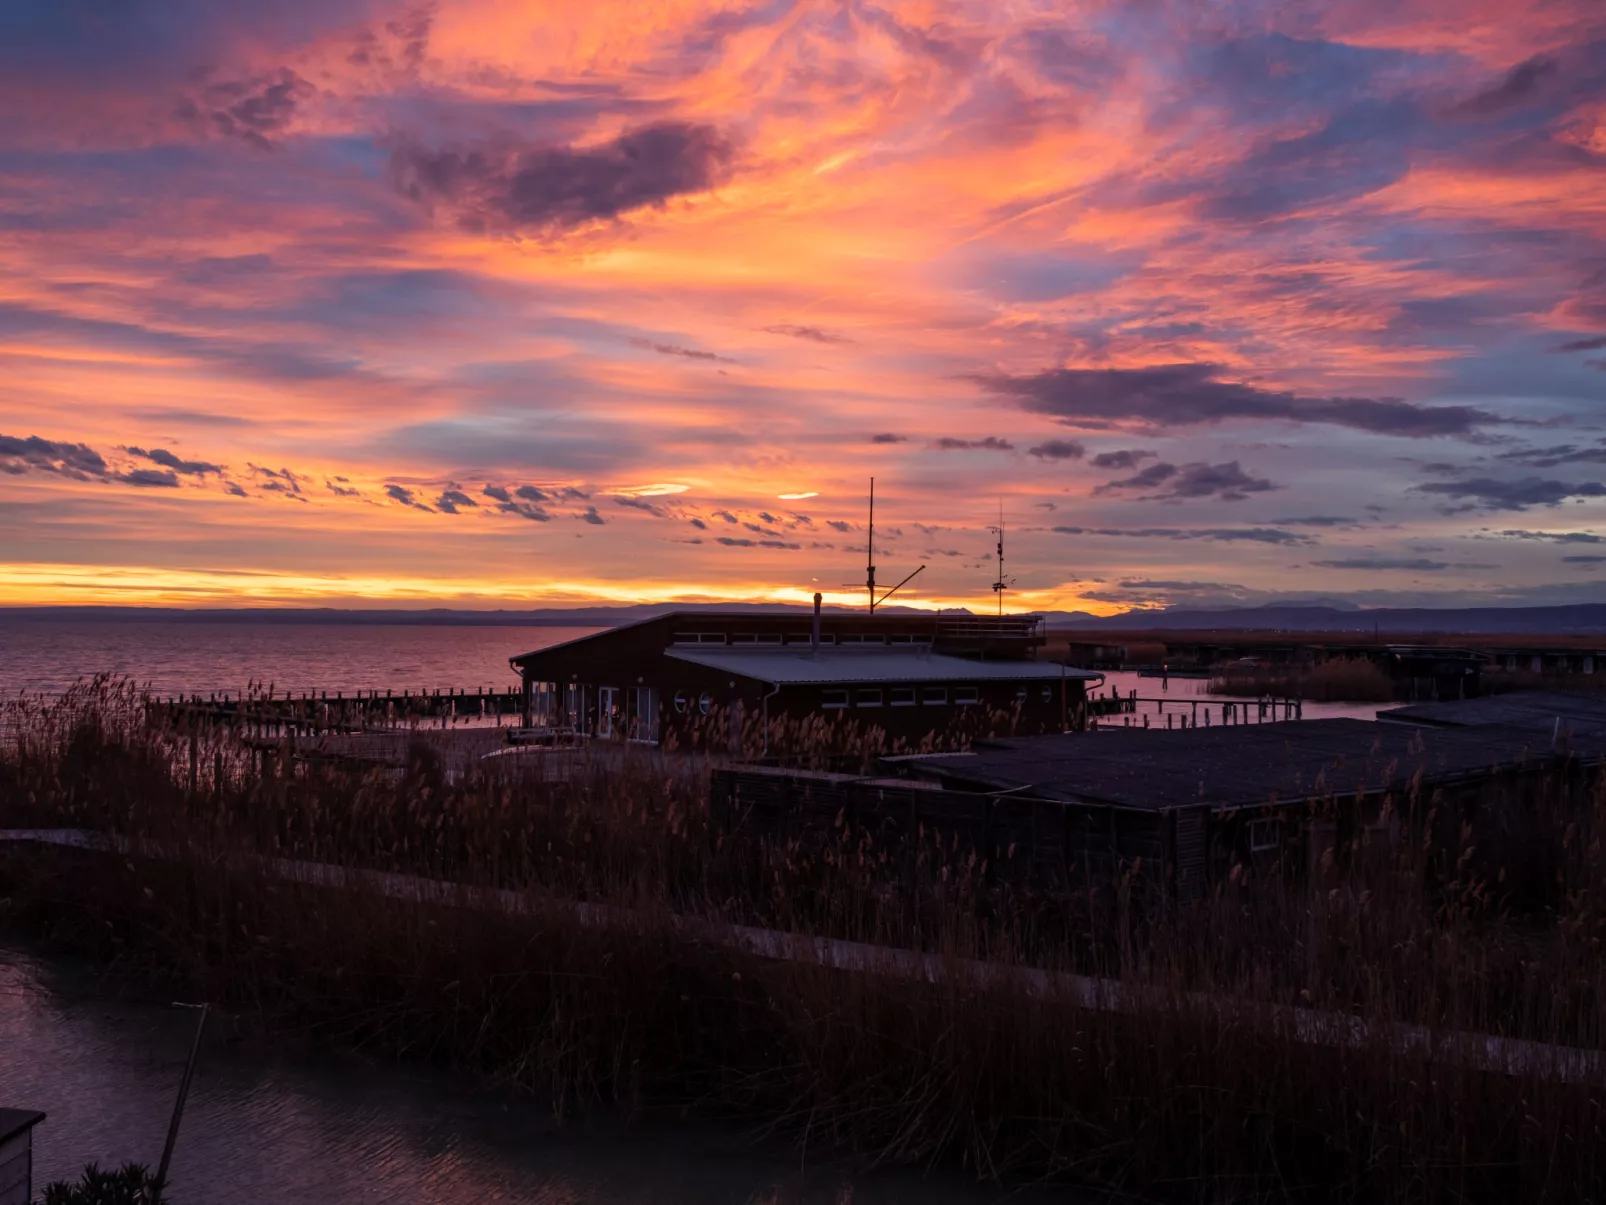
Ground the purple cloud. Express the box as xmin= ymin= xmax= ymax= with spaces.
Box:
xmin=392 ymin=122 xmax=734 ymax=234
xmin=1027 ymin=439 xmax=1085 ymax=460
xmin=979 ymin=363 xmax=1503 ymax=437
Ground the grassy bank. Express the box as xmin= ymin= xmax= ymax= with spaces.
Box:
xmin=4 ymin=680 xmax=1606 ymax=1201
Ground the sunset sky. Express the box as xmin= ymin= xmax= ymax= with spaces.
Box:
xmin=3 ymin=0 xmax=1605 ymax=613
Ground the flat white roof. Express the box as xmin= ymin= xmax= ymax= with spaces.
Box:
xmin=664 ymin=647 xmax=1101 ymax=686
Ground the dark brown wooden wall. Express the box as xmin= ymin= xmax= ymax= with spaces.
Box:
xmin=711 ymin=768 xmax=1166 ymax=893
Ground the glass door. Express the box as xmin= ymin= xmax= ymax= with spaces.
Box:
xmin=598 ymin=686 xmax=619 ymax=737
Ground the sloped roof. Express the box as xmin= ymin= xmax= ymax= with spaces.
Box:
xmin=896 ymin=718 xmax=1581 ymax=812
xmin=664 ymin=647 xmax=1100 ymax=685
xmin=1379 ymin=691 xmax=1606 ymax=740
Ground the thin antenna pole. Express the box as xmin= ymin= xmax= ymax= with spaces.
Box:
xmin=867 ymin=476 xmax=877 ymax=613
xmin=990 ymin=498 xmax=1008 ymax=616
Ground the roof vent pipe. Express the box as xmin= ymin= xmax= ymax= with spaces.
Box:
xmin=812 ymin=592 xmax=822 ymax=656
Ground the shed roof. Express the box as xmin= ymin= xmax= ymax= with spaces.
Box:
xmin=894 ymin=718 xmax=1580 ymax=813
xmin=0 ymin=1108 xmax=45 ymax=1145
xmin=664 ymin=647 xmax=1100 ymax=686
xmin=1379 ymin=691 xmax=1606 ymax=741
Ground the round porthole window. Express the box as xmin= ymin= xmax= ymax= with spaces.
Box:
xmin=1041 ymin=686 xmax=1053 ymax=702
xmin=673 ymin=692 xmax=688 ymax=714
xmin=698 ymin=692 xmax=714 ymax=715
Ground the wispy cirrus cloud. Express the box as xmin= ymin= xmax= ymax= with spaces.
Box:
xmin=762 ymin=324 xmax=855 ymax=345
xmin=5 ymin=1 xmax=1606 ymax=612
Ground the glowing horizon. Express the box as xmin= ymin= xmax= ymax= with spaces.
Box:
xmin=3 ymin=1 xmax=1604 ymax=613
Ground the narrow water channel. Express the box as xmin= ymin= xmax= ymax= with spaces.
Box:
xmin=0 ymin=945 xmax=1073 ymax=1204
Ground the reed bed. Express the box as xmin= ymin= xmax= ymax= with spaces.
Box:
xmin=1208 ymin=658 xmax=1398 ymax=703
xmin=4 ymin=678 xmax=1606 ymax=1202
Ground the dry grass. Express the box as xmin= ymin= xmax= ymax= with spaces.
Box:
xmin=4 ymin=678 xmax=1606 ymax=1202
xmin=1208 ymin=658 xmax=1398 ymax=702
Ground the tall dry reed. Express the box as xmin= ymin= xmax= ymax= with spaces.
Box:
xmin=1208 ymin=657 xmax=1397 ymax=702
xmin=3 ymin=678 xmax=1605 ymax=1201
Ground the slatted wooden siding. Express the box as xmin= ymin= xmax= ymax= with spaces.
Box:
xmin=0 ymin=1112 xmax=43 ymax=1205
xmin=1173 ymin=810 xmax=1207 ymax=902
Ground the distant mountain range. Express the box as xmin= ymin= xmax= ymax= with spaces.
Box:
xmin=1040 ymin=603 xmax=1606 ymax=635
xmin=5 ymin=601 xmax=1606 ymax=634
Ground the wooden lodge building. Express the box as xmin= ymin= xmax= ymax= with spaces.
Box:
xmin=510 ymin=609 xmax=1103 ymax=748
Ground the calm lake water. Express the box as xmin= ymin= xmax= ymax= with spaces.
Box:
xmin=1093 ymin=670 xmax=1386 ymax=723
xmin=0 ymin=618 xmax=602 ymax=697
xmin=0 ymin=945 xmax=1075 ymax=1205
xmin=0 ymin=616 xmax=1384 ymax=721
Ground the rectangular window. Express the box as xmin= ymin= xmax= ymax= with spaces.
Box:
xmin=889 ymin=687 xmax=916 ymax=707
xmin=821 ymin=689 xmax=849 ymax=710
xmin=922 ymin=686 xmax=947 ymax=705
xmin=528 ymin=681 xmax=557 ymax=726
xmin=839 ymin=633 xmax=886 ymax=646
xmin=954 ymin=686 xmax=980 ymax=706
xmin=732 ymin=632 xmax=781 ymax=644
xmin=673 ymin=632 xmax=727 ymax=645
xmin=563 ymin=682 xmax=585 ymax=731
xmin=857 ymin=688 xmax=883 ymax=708
xmin=788 ymin=632 xmax=836 ymax=645
xmin=631 ymin=687 xmax=660 ymax=742
xmin=1248 ymin=818 xmax=1281 ymax=852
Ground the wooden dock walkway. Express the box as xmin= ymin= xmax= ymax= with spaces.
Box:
xmin=151 ymin=685 xmax=526 ymax=736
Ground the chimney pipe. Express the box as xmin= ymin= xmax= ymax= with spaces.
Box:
xmin=812 ymin=592 xmax=822 ymax=655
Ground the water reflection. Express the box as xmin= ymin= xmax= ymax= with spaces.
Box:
xmin=0 ymin=947 xmax=1074 ymax=1205
xmin=0 ymin=619 xmax=600 ymax=697
xmin=1092 ymin=669 xmax=1386 ymax=723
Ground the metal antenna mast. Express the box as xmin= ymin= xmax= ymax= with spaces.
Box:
xmin=867 ymin=476 xmax=876 ymax=612
xmin=988 ymin=499 xmax=1013 ymax=616
xmin=845 ymin=476 xmax=925 ymax=612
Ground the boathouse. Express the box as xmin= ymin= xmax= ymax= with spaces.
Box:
xmin=509 ymin=609 xmax=1102 ymax=747
xmin=712 ymin=718 xmax=1604 ymax=900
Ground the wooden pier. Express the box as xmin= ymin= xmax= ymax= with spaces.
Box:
xmin=152 ymin=684 xmax=526 ymax=736
xmin=1087 ymin=688 xmax=1303 ymax=728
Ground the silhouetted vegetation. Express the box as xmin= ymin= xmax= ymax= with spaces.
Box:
xmin=4 ymin=678 xmax=1605 ymax=1203
xmin=1208 ymin=657 xmax=1397 ymax=702
xmin=38 ymin=1163 xmax=160 ymax=1205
